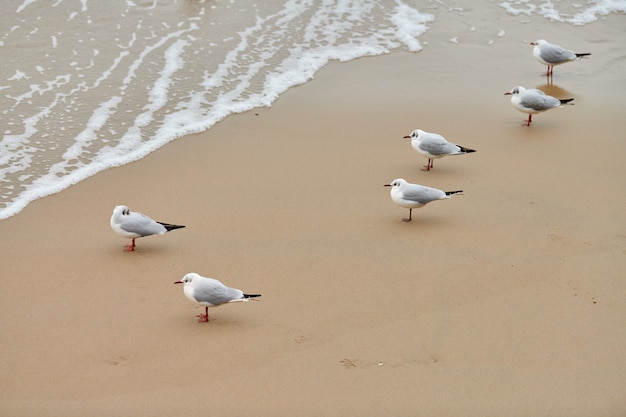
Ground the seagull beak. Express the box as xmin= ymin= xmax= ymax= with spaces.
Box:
xmin=174 ymin=281 xmax=183 ymax=284
xmin=504 ymin=92 xmax=511 ymax=95
xmin=403 ymin=135 xmax=411 ymax=139
xmin=384 ymin=184 xmax=391 ymax=187
xmin=530 ymin=42 xmax=537 ymax=45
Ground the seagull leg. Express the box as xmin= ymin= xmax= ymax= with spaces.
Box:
xmin=197 ymin=307 xmax=210 ymax=322
xmin=523 ymin=114 xmax=532 ymax=127
xmin=124 ymin=238 xmax=136 ymax=251
xmin=402 ymin=209 xmax=413 ymax=222
xmin=421 ymin=158 xmax=433 ymax=171
xmin=544 ymin=65 xmax=553 ymax=76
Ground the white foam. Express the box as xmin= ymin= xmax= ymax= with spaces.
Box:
xmin=499 ymin=0 xmax=626 ymax=25
xmin=390 ymin=3 xmax=434 ymax=52
xmin=7 ymin=70 xmax=30 ymax=81
xmin=16 ymin=0 xmax=36 ymax=14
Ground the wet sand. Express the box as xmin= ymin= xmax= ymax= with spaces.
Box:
xmin=1 ymin=12 xmax=625 ymax=417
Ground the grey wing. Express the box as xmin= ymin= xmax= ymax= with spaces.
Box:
xmin=541 ymin=43 xmax=576 ymax=64
xmin=520 ymin=90 xmax=560 ymax=111
xmin=403 ymin=184 xmax=445 ymax=204
xmin=195 ymin=280 xmax=243 ymax=305
xmin=420 ymin=135 xmax=459 ymax=155
xmin=121 ymin=213 xmax=166 ymax=236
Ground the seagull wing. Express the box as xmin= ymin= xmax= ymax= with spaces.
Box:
xmin=118 ymin=212 xmax=166 ymax=237
xmin=402 ymin=184 xmax=446 ymax=204
xmin=540 ymin=43 xmax=576 ymax=64
xmin=193 ymin=278 xmax=244 ymax=306
xmin=519 ymin=90 xmax=560 ymax=111
xmin=419 ymin=134 xmax=459 ymax=156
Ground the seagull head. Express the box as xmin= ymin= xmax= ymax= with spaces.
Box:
xmin=504 ymin=86 xmax=525 ymax=96
xmin=174 ymin=272 xmax=198 ymax=285
xmin=384 ymin=178 xmax=406 ymax=189
xmin=403 ymin=129 xmax=422 ymax=140
xmin=113 ymin=205 xmax=131 ymax=217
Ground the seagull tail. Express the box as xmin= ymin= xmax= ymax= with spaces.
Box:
xmin=445 ymin=190 xmax=463 ymax=197
xmin=227 ymin=294 xmax=261 ymax=304
xmin=234 ymin=294 xmax=261 ymax=303
xmin=559 ymin=98 xmax=575 ymax=106
xmin=458 ymin=145 xmax=476 ymax=154
xmin=158 ymin=222 xmax=186 ymax=231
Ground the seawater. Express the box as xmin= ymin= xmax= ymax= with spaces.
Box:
xmin=0 ymin=0 xmax=624 ymax=220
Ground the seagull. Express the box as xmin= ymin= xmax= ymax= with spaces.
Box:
xmin=174 ymin=272 xmax=261 ymax=322
xmin=531 ymin=39 xmax=591 ymax=76
xmin=384 ymin=178 xmax=462 ymax=222
xmin=504 ymin=86 xmax=574 ymax=126
xmin=110 ymin=205 xmax=185 ymax=251
xmin=403 ymin=129 xmax=476 ymax=171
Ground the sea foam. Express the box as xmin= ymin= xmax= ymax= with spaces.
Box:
xmin=0 ymin=0 xmax=436 ymax=220
xmin=499 ymin=0 xmax=626 ymax=25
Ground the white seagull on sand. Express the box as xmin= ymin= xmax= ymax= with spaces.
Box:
xmin=531 ymin=39 xmax=590 ymax=76
xmin=110 ymin=205 xmax=185 ymax=251
xmin=384 ymin=178 xmax=463 ymax=222
xmin=404 ymin=129 xmax=476 ymax=171
xmin=174 ymin=272 xmax=261 ymax=322
xmin=504 ymin=86 xmax=574 ymax=126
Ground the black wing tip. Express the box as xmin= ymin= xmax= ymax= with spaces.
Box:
xmin=158 ymin=222 xmax=186 ymax=231
xmin=244 ymin=294 xmax=262 ymax=299
xmin=445 ymin=190 xmax=463 ymax=196
xmin=560 ymin=98 xmax=575 ymax=105
xmin=460 ymin=147 xmax=476 ymax=154
xmin=576 ymin=53 xmax=591 ymax=57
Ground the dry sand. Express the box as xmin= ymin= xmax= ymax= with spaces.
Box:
xmin=1 ymin=12 xmax=625 ymax=417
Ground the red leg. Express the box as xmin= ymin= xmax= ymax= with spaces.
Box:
xmin=124 ymin=238 xmax=136 ymax=251
xmin=523 ymin=114 xmax=532 ymax=127
xmin=545 ymin=65 xmax=553 ymax=76
xmin=421 ymin=158 xmax=433 ymax=171
xmin=197 ymin=307 xmax=210 ymax=322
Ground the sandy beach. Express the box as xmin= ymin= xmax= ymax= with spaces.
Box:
xmin=1 ymin=10 xmax=625 ymax=417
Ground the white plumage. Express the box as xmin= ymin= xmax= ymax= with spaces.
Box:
xmin=404 ymin=129 xmax=476 ymax=171
xmin=384 ymin=178 xmax=462 ymax=222
xmin=174 ymin=273 xmax=261 ymax=322
xmin=110 ymin=205 xmax=185 ymax=251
